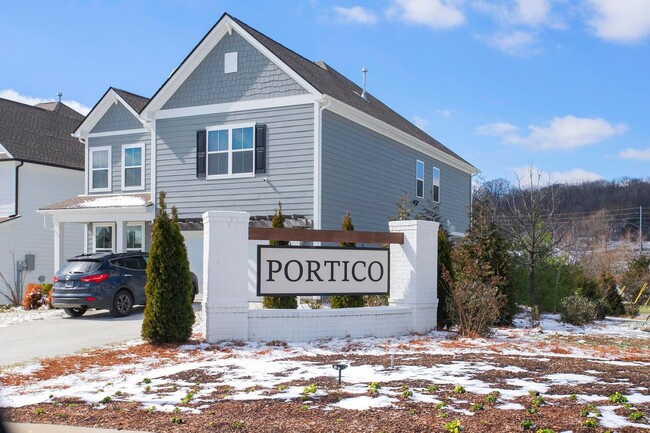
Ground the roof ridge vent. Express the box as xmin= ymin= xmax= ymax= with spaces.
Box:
xmin=360 ymin=67 xmax=368 ymax=100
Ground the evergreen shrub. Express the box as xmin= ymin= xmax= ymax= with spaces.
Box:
xmin=331 ymin=210 xmax=364 ymax=309
xmin=560 ymin=295 xmax=597 ymax=326
xmin=262 ymin=203 xmax=297 ymax=309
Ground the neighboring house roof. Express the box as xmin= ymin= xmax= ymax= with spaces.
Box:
xmin=112 ymin=88 xmax=150 ymax=113
xmin=0 ymin=98 xmax=84 ymax=169
xmin=39 ymin=193 xmax=152 ymax=211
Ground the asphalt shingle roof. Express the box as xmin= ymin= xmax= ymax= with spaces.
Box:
xmin=113 ymin=88 xmax=149 ymax=113
xmin=0 ymin=98 xmax=84 ymax=169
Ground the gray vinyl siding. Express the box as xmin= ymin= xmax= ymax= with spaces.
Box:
xmin=162 ymin=31 xmax=307 ymax=110
xmin=91 ymin=102 xmax=142 ymax=133
xmin=87 ymin=131 xmax=152 ymax=194
xmin=156 ymin=104 xmax=314 ymax=219
xmin=321 ymin=110 xmax=471 ymax=234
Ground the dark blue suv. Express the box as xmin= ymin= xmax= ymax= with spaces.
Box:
xmin=52 ymin=252 xmax=198 ymax=318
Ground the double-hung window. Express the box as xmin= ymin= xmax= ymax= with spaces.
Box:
xmin=206 ymin=124 xmax=255 ymax=177
xmin=126 ymin=223 xmax=144 ymax=251
xmin=90 ymin=147 xmax=111 ymax=193
xmin=122 ymin=144 xmax=145 ymax=191
xmin=93 ymin=223 xmax=114 ymax=252
xmin=416 ymin=160 xmax=424 ymax=198
xmin=432 ymin=167 xmax=441 ymax=203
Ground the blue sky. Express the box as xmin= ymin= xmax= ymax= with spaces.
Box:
xmin=1 ymin=0 xmax=649 ymax=184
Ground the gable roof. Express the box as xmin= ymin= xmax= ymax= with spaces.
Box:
xmin=0 ymin=98 xmax=84 ymax=169
xmin=141 ymin=13 xmax=476 ymax=172
xmin=73 ymin=87 xmax=150 ymax=136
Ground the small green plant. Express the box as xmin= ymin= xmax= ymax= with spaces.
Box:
xmin=301 ymin=404 xmax=310 ymax=411
xmin=569 ymin=394 xmax=577 ymax=401
xmin=444 ymin=419 xmax=462 ymax=433
xmin=400 ymin=389 xmax=413 ymax=398
xmin=435 ymin=401 xmax=447 ymax=410
xmin=485 ymin=391 xmax=500 ymax=403
xmin=146 ymin=406 xmax=156 ymax=413
xmin=535 ymin=429 xmax=556 ymax=433
xmin=580 ymin=409 xmax=590 ymax=417
xmin=527 ymin=408 xmax=539 ymax=414
xmin=100 ymin=396 xmax=111 ymax=404
xmin=583 ymin=418 xmax=599 ymax=428
xmin=170 ymin=417 xmax=183 ymax=424
xmin=143 ymin=378 xmax=152 ymax=384
xmin=454 ymin=385 xmax=466 ymax=394
xmin=144 ymin=385 xmax=151 ymax=393
xmin=277 ymin=384 xmax=287 ymax=392
xmin=303 ymin=383 xmax=317 ymax=395
xmin=181 ymin=390 xmax=195 ymax=404
xmin=530 ymin=395 xmax=545 ymax=408
xmin=48 ymin=394 xmax=54 ymax=399
xmin=172 ymin=407 xmax=181 ymax=414
xmin=409 ymin=408 xmax=417 ymax=415
xmin=113 ymin=390 xmax=122 ymax=396
xmin=471 ymin=402 xmax=484 ymax=412
xmin=233 ymin=420 xmax=245 ymax=429
xmin=609 ymin=392 xmax=628 ymax=404
xmin=33 ymin=408 xmax=45 ymax=415
xmin=427 ymin=384 xmax=439 ymax=393
xmin=629 ymin=411 xmax=645 ymax=421
xmin=520 ymin=419 xmax=534 ymax=430
xmin=368 ymin=382 xmax=382 ymax=395
xmin=56 ymin=413 xmax=64 ymax=419
xmin=586 ymin=403 xmax=601 ymax=417
xmin=439 ymin=412 xmax=448 ymax=419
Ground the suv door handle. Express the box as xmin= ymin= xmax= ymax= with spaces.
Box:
xmin=124 ymin=274 xmax=133 ymax=277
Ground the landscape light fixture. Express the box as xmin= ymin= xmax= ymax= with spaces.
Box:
xmin=332 ymin=363 xmax=348 ymax=386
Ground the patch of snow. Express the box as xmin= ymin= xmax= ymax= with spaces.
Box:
xmin=0 ymin=307 xmax=65 ymax=328
xmin=545 ymin=373 xmax=598 ymax=385
xmin=496 ymin=402 xmax=525 ymax=410
xmin=78 ymin=196 xmax=146 ymax=208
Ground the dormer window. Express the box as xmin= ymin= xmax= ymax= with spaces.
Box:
xmin=224 ymin=52 xmax=238 ymax=73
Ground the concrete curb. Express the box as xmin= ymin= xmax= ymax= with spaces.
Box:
xmin=5 ymin=422 xmax=153 ymax=433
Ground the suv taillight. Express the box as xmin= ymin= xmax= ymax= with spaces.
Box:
xmin=81 ymin=273 xmax=109 ymax=283
xmin=53 ymin=276 xmax=59 ymax=283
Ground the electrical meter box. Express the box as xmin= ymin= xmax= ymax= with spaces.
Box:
xmin=24 ymin=254 xmax=35 ymax=271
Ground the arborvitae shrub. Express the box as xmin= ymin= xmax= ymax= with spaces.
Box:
xmin=263 ymin=203 xmax=297 ymax=309
xmin=141 ymin=192 xmax=195 ymax=344
xmin=331 ymin=210 xmax=364 ymax=309
xmin=560 ymin=295 xmax=597 ymax=326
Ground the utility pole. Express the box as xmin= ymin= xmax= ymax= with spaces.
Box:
xmin=640 ymin=206 xmax=643 ymax=253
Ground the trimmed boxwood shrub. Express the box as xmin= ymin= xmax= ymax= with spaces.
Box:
xmin=560 ymin=295 xmax=597 ymax=326
xmin=141 ymin=192 xmax=195 ymax=344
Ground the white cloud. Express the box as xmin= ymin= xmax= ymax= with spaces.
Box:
xmin=0 ymin=89 xmax=91 ymax=115
xmin=514 ymin=0 xmax=551 ymax=26
xmin=386 ymin=0 xmax=466 ymax=30
xmin=473 ymin=0 xmax=551 ymax=26
xmin=619 ymin=147 xmax=650 ymax=161
xmin=479 ymin=30 xmax=538 ymax=56
xmin=476 ymin=121 xmax=519 ymax=137
xmin=413 ymin=115 xmax=430 ymax=130
xmin=586 ymin=0 xmax=650 ymax=43
xmin=514 ymin=166 xmax=603 ymax=186
xmin=435 ymin=108 xmax=454 ymax=118
xmin=481 ymin=115 xmax=627 ymax=151
xmin=333 ymin=6 xmax=378 ymax=24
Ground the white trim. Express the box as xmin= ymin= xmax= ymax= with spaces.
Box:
xmin=121 ymin=143 xmax=145 ymax=191
xmin=205 ymin=122 xmax=256 ymax=178
xmin=313 ymin=102 xmax=322 ymax=230
xmin=416 ymin=160 xmax=424 ymax=199
xmin=93 ymin=223 xmax=115 ymax=252
xmin=126 ymin=222 xmax=145 ymax=251
xmin=89 ymin=146 xmax=112 ymax=193
xmin=87 ymin=128 xmax=149 ymax=138
xmin=74 ymin=89 xmax=148 ymax=138
xmin=84 ymin=138 xmax=89 ymax=195
xmin=0 ymin=143 xmax=12 ymax=159
xmin=151 ymin=118 xmax=157 ymax=209
xmin=141 ymin=15 xmax=323 ymax=118
xmin=41 ymin=207 xmax=155 ymax=223
xmin=154 ymin=94 xmax=315 ymax=120
xmin=432 ymin=166 xmax=441 ymax=203
xmin=324 ymin=97 xmax=479 ymax=175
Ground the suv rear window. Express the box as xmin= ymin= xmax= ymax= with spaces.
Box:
xmin=59 ymin=260 xmax=101 ymax=274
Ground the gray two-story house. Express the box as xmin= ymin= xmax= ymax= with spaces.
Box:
xmin=40 ymin=13 xmax=478 ymax=289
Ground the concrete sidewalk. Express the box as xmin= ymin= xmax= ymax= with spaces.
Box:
xmin=5 ymin=422 xmax=152 ymax=433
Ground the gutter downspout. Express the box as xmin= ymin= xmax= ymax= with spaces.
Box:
xmin=10 ymin=160 xmax=24 ymax=218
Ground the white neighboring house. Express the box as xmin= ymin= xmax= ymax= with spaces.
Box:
xmin=0 ymin=99 xmax=85 ymax=301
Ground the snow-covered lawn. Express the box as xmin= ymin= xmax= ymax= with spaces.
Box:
xmin=1 ymin=313 xmax=649 ymax=432
xmin=0 ymin=306 xmax=65 ymax=327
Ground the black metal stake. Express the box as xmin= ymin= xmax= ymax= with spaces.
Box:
xmin=332 ymin=364 xmax=348 ymax=386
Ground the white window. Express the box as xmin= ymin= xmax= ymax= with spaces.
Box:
xmin=206 ymin=124 xmax=255 ymax=178
xmin=93 ymin=223 xmax=114 ymax=252
xmin=224 ymin=52 xmax=238 ymax=73
xmin=432 ymin=167 xmax=441 ymax=203
xmin=126 ymin=223 xmax=144 ymax=251
xmin=90 ymin=147 xmax=111 ymax=193
xmin=416 ymin=160 xmax=424 ymax=198
xmin=121 ymin=144 xmax=145 ymax=191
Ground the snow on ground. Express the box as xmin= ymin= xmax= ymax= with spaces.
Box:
xmin=0 ymin=306 xmax=65 ymax=327
xmin=1 ymin=312 xmax=649 ymax=430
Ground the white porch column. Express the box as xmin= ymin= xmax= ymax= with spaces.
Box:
xmin=53 ymin=220 xmax=66 ymax=272
xmin=389 ymin=220 xmax=439 ymax=333
xmin=202 ymin=211 xmax=250 ymax=342
xmin=116 ymin=221 xmax=128 ymax=252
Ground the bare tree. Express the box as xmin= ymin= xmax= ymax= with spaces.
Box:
xmin=498 ymin=167 xmax=570 ymax=309
xmin=0 ymin=251 xmax=25 ymax=306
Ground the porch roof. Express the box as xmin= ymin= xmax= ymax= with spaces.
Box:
xmin=39 ymin=193 xmax=152 ymax=211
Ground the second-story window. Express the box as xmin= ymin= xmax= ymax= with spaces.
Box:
xmin=432 ymin=167 xmax=441 ymax=203
xmin=122 ymin=144 xmax=144 ymax=191
xmin=416 ymin=160 xmax=424 ymax=198
xmin=90 ymin=146 xmax=111 ymax=193
xmin=206 ymin=124 xmax=255 ymax=177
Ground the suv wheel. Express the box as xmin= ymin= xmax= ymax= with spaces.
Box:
xmin=63 ymin=307 xmax=87 ymax=317
xmin=111 ymin=290 xmax=133 ymax=317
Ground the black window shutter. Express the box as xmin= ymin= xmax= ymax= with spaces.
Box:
xmin=255 ymin=124 xmax=267 ymax=174
xmin=196 ymin=130 xmax=206 ymax=178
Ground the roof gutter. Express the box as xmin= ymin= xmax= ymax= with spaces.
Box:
xmin=10 ymin=160 xmax=24 ymax=218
